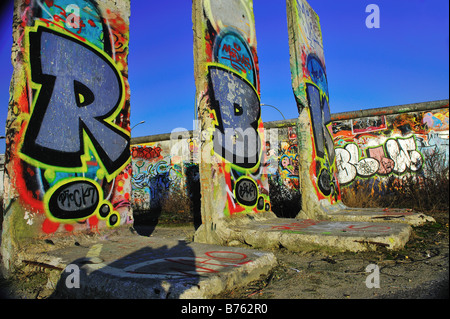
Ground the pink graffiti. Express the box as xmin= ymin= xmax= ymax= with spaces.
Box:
xmin=127 ymin=251 xmax=251 ymax=278
xmin=271 ymin=219 xmax=321 ymax=231
xmin=367 ymin=146 xmax=395 ymax=175
xmin=345 ymin=225 xmax=391 ymax=232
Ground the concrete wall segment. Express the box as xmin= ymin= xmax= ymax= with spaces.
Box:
xmin=2 ymin=0 xmax=131 ymax=272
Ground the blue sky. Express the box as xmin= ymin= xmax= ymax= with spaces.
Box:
xmin=0 ymin=0 xmax=449 ymax=154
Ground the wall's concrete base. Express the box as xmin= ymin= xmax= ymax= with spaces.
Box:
xmin=317 ymin=202 xmax=435 ymax=227
xmin=17 ymin=229 xmax=277 ymax=299
xmin=194 ymin=213 xmax=414 ymax=253
xmin=233 ymin=218 xmax=412 ymax=252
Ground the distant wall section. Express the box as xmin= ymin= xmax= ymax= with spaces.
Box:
xmin=333 ymin=101 xmax=449 ymax=189
xmin=129 ymin=100 xmax=449 ymax=216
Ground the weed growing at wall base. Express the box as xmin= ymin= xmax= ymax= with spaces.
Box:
xmin=342 ymin=149 xmax=449 ymax=215
xmin=161 ymin=189 xmax=195 ymax=225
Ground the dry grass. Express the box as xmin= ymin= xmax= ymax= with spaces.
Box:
xmin=160 ymin=188 xmax=194 ymax=225
xmin=341 ymin=150 xmax=449 ymax=222
xmin=340 ymin=179 xmax=384 ymax=209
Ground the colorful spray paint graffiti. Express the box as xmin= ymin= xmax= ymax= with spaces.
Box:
xmin=3 ymin=0 xmax=131 ymax=236
xmin=276 ymin=126 xmax=300 ymax=190
xmin=193 ymin=0 xmax=271 ymax=219
xmin=335 ymin=137 xmax=423 ymax=185
xmin=264 ymin=126 xmax=301 ymax=218
xmin=286 ymin=0 xmax=340 ymax=213
xmin=126 ymin=104 xmax=448 ymax=222
xmin=131 ymin=142 xmax=185 ymax=212
xmin=333 ymin=107 xmax=449 ymax=187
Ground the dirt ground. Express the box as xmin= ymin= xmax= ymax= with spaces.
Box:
xmin=0 ymin=210 xmax=448 ymax=300
xmin=222 ymin=226 xmax=449 ymax=299
xmin=218 ymin=210 xmax=449 ymax=299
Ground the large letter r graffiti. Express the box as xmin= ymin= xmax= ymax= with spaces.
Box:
xmin=20 ymin=25 xmax=130 ymax=179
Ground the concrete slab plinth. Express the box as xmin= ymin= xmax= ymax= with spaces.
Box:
xmin=318 ymin=202 xmax=435 ymax=226
xmin=20 ymin=233 xmax=277 ymax=299
xmin=194 ymin=216 xmax=413 ymax=253
xmin=233 ymin=218 xmax=412 ymax=252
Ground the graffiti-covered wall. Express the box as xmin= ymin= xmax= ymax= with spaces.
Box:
xmin=333 ymin=103 xmax=449 ymax=188
xmin=2 ymin=0 xmax=131 ymax=257
xmin=131 ymin=140 xmax=189 ymax=212
xmin=286 ymin=0 xmax=340 ymax=219
xmin=192 ymin=0 xmax=271 ymax=233
xmin=129 ymin=101 xmax=449 ymax=218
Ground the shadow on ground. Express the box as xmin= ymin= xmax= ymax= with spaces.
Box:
xmin=49 ymin=239 xmax=199 ymax=299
